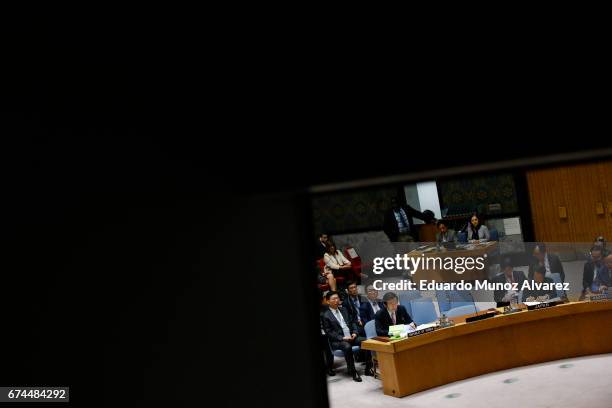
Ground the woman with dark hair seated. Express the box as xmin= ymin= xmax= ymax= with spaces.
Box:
xmin=317 ymin=264 xmax=337 ymax=292
xmin=324 ymin=243 xmax=352 ymax=278
xmin=464 ymin=212 xmax=490 ymax=243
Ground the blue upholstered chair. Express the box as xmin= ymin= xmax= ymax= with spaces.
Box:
xmin=489 ymin=228 xmax=499 ymax=242
xmin=409 ymin=298 xmax=438 ymax=325
xmin=364 ymin=320 xmax=377 ymax=339
xmin=458 ymin=231 xmax=468 ymax=243
xmin=363 ymin=319 xmax=380 ymax=378
xmin=399 ymin=290 xmax=422 ymax=317
xmin=445 ymin=304 xmax=479 ymax=318
xmin=329 ymin=340 xmax=360 ymax=359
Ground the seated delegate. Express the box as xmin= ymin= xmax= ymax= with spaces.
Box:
xmin=582 ymin=246 xmax=609 ymax=295
xmin=324 ymin=244 xmax=352 ymax=277
xmin=318 ymin=264 xmax=337 ymax=292
xmin=359 ymin=284 xmax=385 ymax=324
xmin=523 ymin=266 xmax=557 ymax=302
xmin=464 ymin=213 xmax=489 ymax=243
xmin=492 ymin=258 xmax=527 ymax=307
xmin=436 ymin=220 xmax=456 ymax=243
xmin=321 ymin=291 xmax=373 ymax=382
xmin=374 ymin=292 xmax=415 ymax=336
xmin=528 ymin=242 xmax=566 ymax=283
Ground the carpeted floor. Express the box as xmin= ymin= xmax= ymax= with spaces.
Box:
xmin=327 ymin=353 xmax=612 ymax=408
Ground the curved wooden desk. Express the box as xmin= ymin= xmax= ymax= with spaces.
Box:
xmin=361 ymin=301 xmax=612 ymax=398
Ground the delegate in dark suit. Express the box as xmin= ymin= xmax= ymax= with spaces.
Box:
xmin=492 ymin=270 xmax=527 ymax=307
xmin=321 ymin=306 xmax=360 ymax=342
xmin=374 ymin=305 xmax=413 ymax=336
xmin=582 ymin=260 xmax=610 ymax=291
xmin=344 ymin=294 xmax=366 ymax=336
xmin=359 ymin=300 xmax=385 ymax=323
xmin=528 ymin=253 xmax=565 ymax=283
xmin=436 ymin=229 xmax=457 ymax=243
xmin=344 ymin=294 xmax=366 ymax=323
xmin=321 ymin=306 xmax=370 ymax=376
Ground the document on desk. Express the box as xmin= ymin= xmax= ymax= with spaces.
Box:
xmin=503 ymin=217 xmax=521 ymax=235
xmin=389 ymin=324 xmax=407 ymax=338
xmin=415 ymin=323 xmax=437 ymax=331
xmin=390 ymin=323 xmax=438 ymax=339
xmin=524 ymin=297 xmax=561 ymax=307
xmin=389 ymin=324 xmax=406 ymax=332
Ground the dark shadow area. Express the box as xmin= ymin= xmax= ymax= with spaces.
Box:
xmin=1 ymin=107 xmax=611 ymax=408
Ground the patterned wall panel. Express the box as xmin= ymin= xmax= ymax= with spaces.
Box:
xmin=311 ymin=187 xmax=399 ymax=236
xmin=438 ymin=173 xmax=518 ymax=215
xmin=311 ymin=174 xmax=518 ymax=236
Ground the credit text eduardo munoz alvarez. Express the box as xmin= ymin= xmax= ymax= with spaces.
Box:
xmin=372 ymin=279 xmax=570 ymax=292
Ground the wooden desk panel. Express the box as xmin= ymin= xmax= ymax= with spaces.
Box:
xmin=361 ymin=301 xmax=612 ymax=397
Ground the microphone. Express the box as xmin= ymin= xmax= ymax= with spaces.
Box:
xmin=468 ymin=290 xmax=478 ymax=316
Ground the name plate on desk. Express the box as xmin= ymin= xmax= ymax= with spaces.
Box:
xmin=528 ymin=301 xmax=558 ymax=311
xmin=407 ymin=326 xmax=436 ymax=337
xmin=589 ymin=293 xmax=611 ymax=301
xmin=465 ymin=312 xmax=496 ymax=323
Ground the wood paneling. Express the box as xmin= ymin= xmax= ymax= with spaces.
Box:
xmin=527 ymin=161 xmax=612 ymax=243
xmin=362 ymin=301 xmax=612 ymax=398
xmin=566 ymin=163 xmax=608 ymax=242
xmin=600 ymin=161 xmax=612 ymax=240
xmin=527 ymin=167 xmax=573 ymax=242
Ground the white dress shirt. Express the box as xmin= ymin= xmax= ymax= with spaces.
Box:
xmin=544 ymin=254 xmax=553 ymax=278
xmin=331 ymin=307 xmax=351 ymax=337
xmin=370 ymin=300 xmax=380 ymax=314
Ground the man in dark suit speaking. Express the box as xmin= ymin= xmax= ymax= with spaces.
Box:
xmin=321 ymin=291 xmax=373 ymax=382
xmin=374 ymin=292 xmax=415 ymax=336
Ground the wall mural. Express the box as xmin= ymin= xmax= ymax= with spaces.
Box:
xmin=311 ymin=187 xmax=399 ymax=236
xmin=438 ymin=173 xmax=518 ymax=216
xmin=311 ymin=174 xmax=518 ymax=236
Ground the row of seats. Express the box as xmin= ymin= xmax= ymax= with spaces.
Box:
xmin=325 ymin=290 xmax=474 ymax=366
xmin=396 ymin=290 xmax=484 ymax=325
xmin=396 ymin=275 xmax=567 ymax=325
xmin=317 ymin=246 xmax=363 ymax=292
